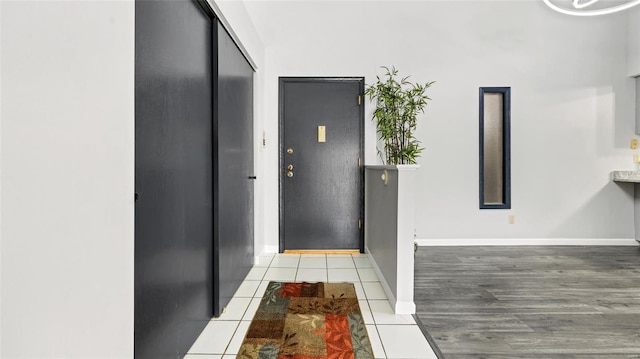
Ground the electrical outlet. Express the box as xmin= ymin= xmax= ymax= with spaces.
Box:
xmin=508 ymin=215 xmax=515 ymax=224
xmin=631 ymin=139 xmax=638 ymax=150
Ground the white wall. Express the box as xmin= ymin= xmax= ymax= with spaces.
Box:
xmin=629 ymin=6 xmax=640 ymax=134
xmin=243 ymin=0 xmax=636 ymax=247
xmin=1 ymin=1 xmax=134 ymax=357
xmin=213 ymin=0 xmax=265 ymax=67
xmin=0 ymin=2 xmax=3 ymax=353
xmin=628 ymin=5 xmax=640 ymax=77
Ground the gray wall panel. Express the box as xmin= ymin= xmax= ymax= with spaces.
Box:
xmin=365 ymin=167 xmax=398 ymax=299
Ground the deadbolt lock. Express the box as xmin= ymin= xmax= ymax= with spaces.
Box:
xmin=286 ymin=148 xmax=294 ymax=154
xmin=287 ymin=164 xmax=294 ymax=170
xmin=286 ymin=171 xmax=294 ymax=178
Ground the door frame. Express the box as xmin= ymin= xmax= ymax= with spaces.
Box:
xmin=278 ymin=77 xmax=365 ymax=253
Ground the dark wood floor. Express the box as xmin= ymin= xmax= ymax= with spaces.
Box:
xmin=414 ymin=246 xmax=640 ymax=358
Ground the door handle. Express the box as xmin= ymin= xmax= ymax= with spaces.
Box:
xmin=248 ymin=176 xmax=257 ymax=179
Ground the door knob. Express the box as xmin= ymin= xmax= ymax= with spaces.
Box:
xmin=287 ymin=164 xmax=294 ymax=170
xmin=286 ymin=171 xmax=294 ymax=178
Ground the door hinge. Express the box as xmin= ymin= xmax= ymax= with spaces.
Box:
xmin=358 ymin=95 xmax=362 ymax=106
xmin=358 ymin=219 xmax=362 ymax=229
xmin=358 ymin=157 xmax=362 ymax=167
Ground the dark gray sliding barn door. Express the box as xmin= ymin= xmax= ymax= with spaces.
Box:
xmin=135 ymin=0 xmax=214 ymax=358
xmin=214 ymin=22 xmax=255 ymax=317
xmin=136 ymin=1 xmax=255 ymax=356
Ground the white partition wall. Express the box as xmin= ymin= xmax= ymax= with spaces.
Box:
xmin=365 ymin=165 xmax=418 ymax=314
xmin=628 ymin=6 xmax=640 ymax=77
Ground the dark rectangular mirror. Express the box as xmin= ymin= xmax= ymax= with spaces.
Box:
xmin=480 ymin=87 xmax=511 ymax=209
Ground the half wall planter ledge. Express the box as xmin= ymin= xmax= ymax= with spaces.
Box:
xmin=364 ymin=165 xmax=418 ymax=314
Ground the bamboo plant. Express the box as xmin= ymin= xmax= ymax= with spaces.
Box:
xmin=365 ymin=66 xmax=434 ymax=165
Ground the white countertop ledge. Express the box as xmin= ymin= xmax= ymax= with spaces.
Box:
xmin=612 ymin=171 xmax=640 ymax=183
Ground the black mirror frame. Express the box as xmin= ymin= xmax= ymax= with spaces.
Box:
xmin=479 ymin=87 xmax=511 ymax=209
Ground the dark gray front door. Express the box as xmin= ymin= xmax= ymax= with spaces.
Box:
xmin=279 ymin=78 xmax=364 ymax=251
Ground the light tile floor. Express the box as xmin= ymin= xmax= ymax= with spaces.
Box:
xmin=186 ymin=253 xmax=437 ymax=359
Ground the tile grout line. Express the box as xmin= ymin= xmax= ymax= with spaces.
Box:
xmin=352 ymin=254 xmax=388 ymax=359
xmin=325 ymin=254 xmax=328 ymax=282
xmin=249 ymin=280 xmax=259 ymax=298
xmin=225 ymin=257 xmax=274 ymax=355
xmin=221 ymin=320 xmax=241 ymax=357
xmin=373 ymin=324 xmax=389 ymax=359
xmin=356 ymin=254 xmax=390 ymax=359
xmin=352 ymin=254 xmax=363 ymax=283
xmin=325 ymin=254 xmax=329 ymax=282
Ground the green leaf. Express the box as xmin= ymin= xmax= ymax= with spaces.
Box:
xmin=365 ymin=66 xmax=434 ymax=164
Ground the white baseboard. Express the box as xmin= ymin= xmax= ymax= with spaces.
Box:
xmin=415 ymin=238 xmax=639 ymax=246
xmin=263 ymin=245 xmax=278 ymax=253
xmin=395 ymin=300 xmax=416 ymax=314
xmin=254 ymin=245 xmax=279 ymax=265
xmin=365 ymin=247 xmax=416 ymax=315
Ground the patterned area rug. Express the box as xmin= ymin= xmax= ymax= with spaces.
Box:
xmin=237 ymin=282 xmax=374 ymax=359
